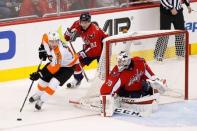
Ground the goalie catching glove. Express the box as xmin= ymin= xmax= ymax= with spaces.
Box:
xmin=147 ymin=76 xmax=167 ymax=94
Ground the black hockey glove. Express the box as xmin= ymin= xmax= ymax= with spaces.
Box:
xmin=38 ymin=44 xmax=47 ymax=61
xmin=66 ymin=28 xmax=79 ymax=41
xmin=39 ymin=51 xmax=47 ymax=61
xmin=30 ymin=72 xmax=41 ymax=81
xmin=78 ymin=50 xmax=87 ymax=59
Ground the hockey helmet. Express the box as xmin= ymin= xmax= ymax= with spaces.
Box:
xmin=48 ymin=31 xmax=60 ymax=49
xmin=80 ymin=12 xmax=91 ymax=22
xmin=117 ymin=51 xmax=131 ymax=71
xmin=48 ymin=31 xmax=60 ymax=41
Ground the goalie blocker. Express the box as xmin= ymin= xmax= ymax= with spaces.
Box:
xmin=100 ymin=51 xmax=167 ymax=117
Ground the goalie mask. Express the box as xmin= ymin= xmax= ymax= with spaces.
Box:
xmin=48 ymin=31 xmax=60 ymax=49
xmin=117 ymin=51 xmax=131 ymax=72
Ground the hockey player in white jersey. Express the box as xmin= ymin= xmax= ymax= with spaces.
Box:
xmin=29 ymin=31 xmax=79 ymax=110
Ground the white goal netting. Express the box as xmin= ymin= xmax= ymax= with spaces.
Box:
xmin=95 ymin=30 xmax=187 ymax=99
xmin=78 ymin=30 xmax=189 ymax=105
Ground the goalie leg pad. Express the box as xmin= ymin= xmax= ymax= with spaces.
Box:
xmin=121 ymin=99 xmax=159 ymax=113
xmin=100 ymin=95 xmax=121 ymax=117
xmin=121 ymin=100 xmax=159 ymax=113
xmin=120 ymin=92 xmax=160 ymax=113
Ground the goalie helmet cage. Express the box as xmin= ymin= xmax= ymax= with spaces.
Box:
xmin=97 ymin=30 xmax=189 ymax=100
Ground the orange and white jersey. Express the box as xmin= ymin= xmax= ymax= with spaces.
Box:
xmin=42 ymin=33 xmax=78 ymax=74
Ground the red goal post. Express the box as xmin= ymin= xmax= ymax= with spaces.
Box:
xmin=98 ymin=30 xmax=189 ymax=100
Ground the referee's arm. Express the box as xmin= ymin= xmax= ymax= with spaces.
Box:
xmin=183 ymin=0 xmax=190 ymax=6
xmin=183 ymin=0 xmax=192 ymax=13
xmin=160 ymin=0 xmax=173 ymax=10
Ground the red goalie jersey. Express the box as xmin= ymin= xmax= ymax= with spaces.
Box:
xmin=64 ymin=20 xmax=108 ymax=58
xmin=100 ymin=57 xmax=155 ymax=96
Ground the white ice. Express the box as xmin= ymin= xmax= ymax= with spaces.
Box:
xmin=0 ymin=55 xmax=197 ymax=131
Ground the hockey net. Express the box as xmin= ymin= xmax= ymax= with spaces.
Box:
xmin=84 ymin=30 xmax=189 ymax=104
xmin=70 ymin=30 xmax=189 ymax=107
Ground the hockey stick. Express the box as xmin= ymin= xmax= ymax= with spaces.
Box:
xmin=69 ymin=99 xmax=149 ymax=117
xmin=57 ymin=26 xmax=89 ymax=82
xmin=68 ymin=40 xmax=89 ymax=82
xmin=17 ymin=60 xmax=42 ymax=121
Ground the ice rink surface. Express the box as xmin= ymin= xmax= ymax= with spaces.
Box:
xmin=0 ymin=55 xmax=197 ymax=131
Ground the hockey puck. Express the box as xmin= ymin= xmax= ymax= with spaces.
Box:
xmin=17 ymin=118 xmax=22 ymax=121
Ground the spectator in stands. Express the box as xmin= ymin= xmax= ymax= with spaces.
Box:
xmin=19 ymin=0 xmax=56 ymax=17
xmin=67 ymin=0 xmax=101 ymax=11
xmin=95 ymin=0 xmax=118 ymax=7
xmin=0 ymin=0 xmax=18 ymax=19
xmin=118 ymin=0 xmax=151 ymax=7
xmin=67 ymin=0 xmax=87 ymax=11
xmin=60 ymin=0 xmax=69 ymax=12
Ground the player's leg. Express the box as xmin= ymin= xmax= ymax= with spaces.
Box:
xmin=35 ymin=78 xmax=59 ymax=110
xmin=29 ymin=64 xmax=52 ymax=103
xmin=154 ymin=12 xmax=171 ymax=61
xmin=29 ymin=80 xmax=49 ymax=103
xmin=117 ymin=82 xmax=160 ymax=114
xmin=67 ymin=57 xmax=96 ymax=88
xmin=67 ymin=64 xmax=84 ymax=88
xmin=154 ymin=36 xmax=169 ymax=61
xmin=173 ymin=12 xmax=185 ymax=57
xmin=35 ymin=67 xmax=74 ymax=110
xmin=117 ymin=81 xmax=153 ymax=98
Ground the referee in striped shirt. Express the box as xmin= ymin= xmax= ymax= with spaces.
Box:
xmin=160 ymin=0 xmax=192 ymax=29
xmin=154 ymin=0 xmax=192 ymax=61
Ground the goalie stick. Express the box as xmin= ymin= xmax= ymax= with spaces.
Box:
xmin=69 ymin=99 xmax=150 ymax=117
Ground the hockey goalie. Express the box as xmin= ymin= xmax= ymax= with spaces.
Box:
xmin=100 ymin=51 xmax=167 ymax=117
xmin=70 ymin=51 xmax=167 ymax=117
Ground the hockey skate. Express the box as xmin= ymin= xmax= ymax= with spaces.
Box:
xmin=67 ymin=79 xmax=81 ymax=88
xmin=29 ymin=94 xmax=40 ymax=103
xmin=35 ymin=100 xmax=44 ymax=110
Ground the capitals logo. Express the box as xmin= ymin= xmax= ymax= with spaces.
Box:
xmin=128 ymin=69 xmax=144 ymax=86
xmin=88 ymin=33 xmax=95 ymax=39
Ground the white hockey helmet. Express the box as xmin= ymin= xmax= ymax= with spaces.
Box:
xmin=48 ymin=31 xmax=60 ymax=41
xmin=117 ymin=51 xmax=131 ymax=71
